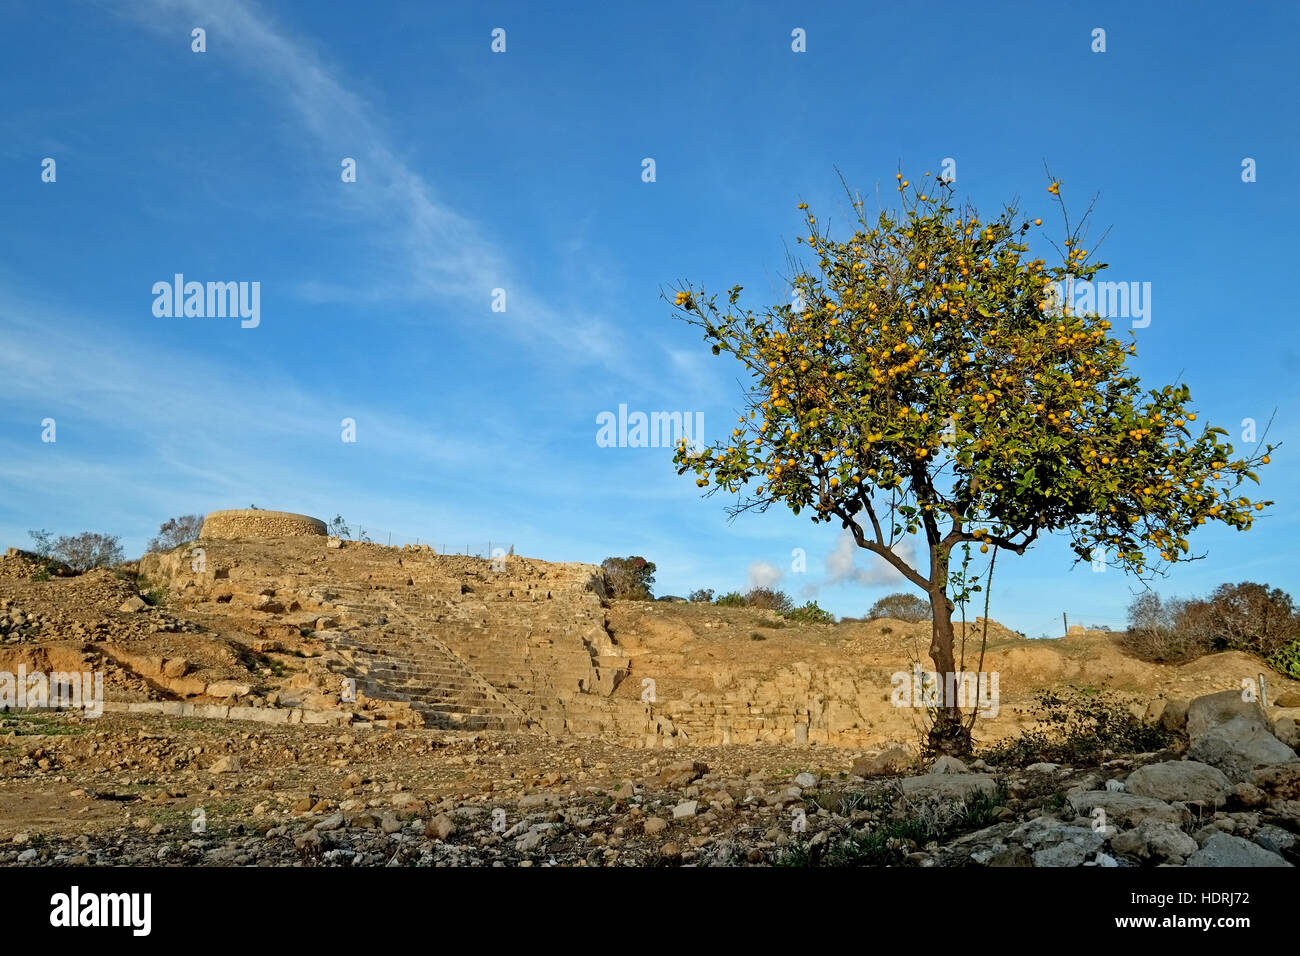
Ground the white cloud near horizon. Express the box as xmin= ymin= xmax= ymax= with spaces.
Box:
xmin=825 ymin=529 xmax=918 ymax=588
xmin=746 ymin=560 xmax=784 ymax=590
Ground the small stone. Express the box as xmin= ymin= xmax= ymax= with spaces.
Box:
xmin=162 ymin=658 xmax=190 ymax=678
xmin=426 ymin=814 xmax=456 ymax=840
xmin=672 ymin=800 xmax=699 ymax=819
xmin=931 ymin=756 xmax=968 ymax=775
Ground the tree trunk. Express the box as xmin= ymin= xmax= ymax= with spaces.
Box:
xmin=927 ymin=547 xmax=972 ymax=755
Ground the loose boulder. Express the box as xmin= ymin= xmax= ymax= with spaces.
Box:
xmin=1125 ymin=761 xmax=1231 ymax=808
xmin=900 ymin=773 xmax=997 ymax=802
xmin=1188 ymin=717 xmax=1297 ymax=782
xmin=1109 ymin=819 xmax=1199 ymax=864
xmin=1187 ymin=689 xmax=1267 ymax=739
xmin=1185 ymin=832 xmax=1292 ymax=868
xmin=1066 ymin=788 xmax=1187 ymax=827
xmin=1185 ymin=690 xmax=1297 ymax=782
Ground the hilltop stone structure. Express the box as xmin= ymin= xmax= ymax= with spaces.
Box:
xmin=199 ymin=509 xmax=327 ymax=539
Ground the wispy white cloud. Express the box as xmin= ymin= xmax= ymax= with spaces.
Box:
xmin=0 ymin=296 xmax=490 ymax=471
xmin=123 ymin=0 xmax=647 ymax=382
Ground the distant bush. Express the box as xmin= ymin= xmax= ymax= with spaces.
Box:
xmin=980 ymin=688 xmax=1173 ymax=768
xmin=601 ymin=556 xmax=657 ymax=600
xmin=1199 ymin=582 xmax=1298 ymax=658
xmin=1124 ymin=582 xmax=1300 ymax=671
xmin=709 ymin=588 xmax=797 ymax=613
xmin=28 ymin=529 xmax=124 ymax=573
xmin=783 ymin=600 xmax=834 ymax=625
xmin=146 ymin=514 xmax=203 ymax=553
xmin=743 ymin=587 xmax=793 ymax=612
xmin=866 ymin=592 xmax=930 ymax=624
xmin=688 ymin=588 xmax=714 ymax=603
xmin=327 ymin=515 xmax=351 ymax=539
xmin=1123 ymin=592 xmax=1213 ymax=664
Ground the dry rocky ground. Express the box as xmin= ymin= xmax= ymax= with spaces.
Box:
xmin=1 ymin=701 xmax=1297 ymax=868
xmin=2 ymin=535 xmax=1299 ymax=867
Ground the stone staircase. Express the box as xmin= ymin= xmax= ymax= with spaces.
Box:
xmin=305 ymin=562 xmax=631 ymax=735
xmin=308 ymin=585 xmax=530 ymax=731
xmin=395 ymin=589 xmax=625 ymax=735
xmin=145 ymin=537 xmax=644 ymax=738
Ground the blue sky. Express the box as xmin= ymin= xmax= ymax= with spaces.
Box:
xmin=1 ymin=0 xmax=1297 ymax=637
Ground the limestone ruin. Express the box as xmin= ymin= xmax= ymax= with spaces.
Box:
xmin=199 ymin=509 xmax=327 ymax=539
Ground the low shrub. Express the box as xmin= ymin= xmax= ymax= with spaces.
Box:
xmin=744 ymin=587 xmax=793 ymax=612
xmin=1267 ymin=639 xmax=1300 ymax=680
xmin=782 ymin=600 xmax=834 ymax=625
xmin=979 ymin=687 xmax=1173 ymax=768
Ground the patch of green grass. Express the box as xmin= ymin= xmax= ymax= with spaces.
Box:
xmin=0 ymin=712 xmax=87 ymax=736
xmin=1044 ymin=790 xmax=1069 ymax=813
xmin=779 ymin=784 xmax=1009 ymax=867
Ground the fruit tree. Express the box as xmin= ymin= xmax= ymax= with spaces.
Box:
xmin=669 ymin=171 xmax=1275 ymax=753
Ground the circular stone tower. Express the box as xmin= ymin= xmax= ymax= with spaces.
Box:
xmin=199 ymin=509 xmax=328 ymax=539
